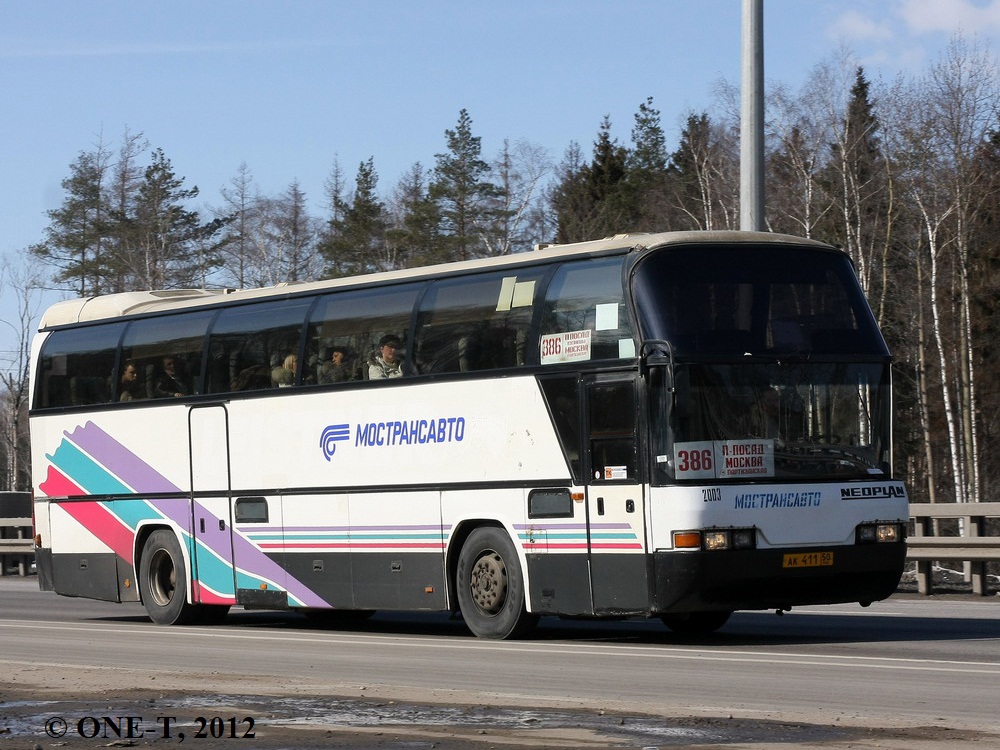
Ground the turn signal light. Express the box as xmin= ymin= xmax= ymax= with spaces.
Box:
xmin=673 ymin=531 xmax=702 ymax=549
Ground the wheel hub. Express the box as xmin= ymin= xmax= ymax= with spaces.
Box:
xmin=470 ymin=550 xmax=507 ymax=614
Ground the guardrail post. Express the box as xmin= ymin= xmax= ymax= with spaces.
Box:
xmin=968 ymin=514 xmax=986 ymax=596
xmin=915 ymin=560 xmax=933 ymax=595
xmin=912 ymin=514 xmax=933 ymax=595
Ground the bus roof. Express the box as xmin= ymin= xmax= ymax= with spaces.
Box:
xmin=38 ymin=230 xmax=835 ymax=329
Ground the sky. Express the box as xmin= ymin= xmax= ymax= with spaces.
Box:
xmin=2 ymin=0 xmax=1000 ymax=367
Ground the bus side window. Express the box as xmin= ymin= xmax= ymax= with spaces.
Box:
xmin=306 ymin=284 xmax=423 ymax=383
xmin=120 ymin=313 xmax=213 ymax=400
xmin=539 ymin=258 xmax=634 ymax=365
xmin=539 ymin=377 xmax=583 ymax=483
xmin=413 ymin=271 xmax=541 ymax=375
xmin=35 ymin=323 xmax=125 ymax=409
xmin=206 ymin=300 xmax=311 ymax=394
xmin=589 ymin=381 xmax=637 ymax=482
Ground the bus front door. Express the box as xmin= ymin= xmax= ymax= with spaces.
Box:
xmin=584 ymin=377 xmax=648 ymax=613
xmin=188 ymin=405 xmax=237 ymax=606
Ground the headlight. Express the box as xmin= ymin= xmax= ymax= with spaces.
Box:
xmin=703 ymin=531 xmax=730 ymax=550
xmin=857 ymin=522 xmax=903 ymax=543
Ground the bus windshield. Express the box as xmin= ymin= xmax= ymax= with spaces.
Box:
xmin=649 ymin=361 xmax=891 ymax=484
xmin=633 ymin=241 xmax=893 ymax=485
xmin=631 ymin=243 xmax=889 ymax=358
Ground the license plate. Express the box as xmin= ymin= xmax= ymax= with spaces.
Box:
xmin=782 ymin=551 xmax=834 ymax=568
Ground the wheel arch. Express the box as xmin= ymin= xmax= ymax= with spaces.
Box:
xmin=446 ymin=518 xmax=513 ymax=610
xmin=133 ymin=521 xmax=193 ymax=605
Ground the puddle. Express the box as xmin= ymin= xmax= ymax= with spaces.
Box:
xmin=0 ymin=693 xmax=853 ymax=748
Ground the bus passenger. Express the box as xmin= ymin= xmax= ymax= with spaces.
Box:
xmin=153 ymin=356 xmax=191 ymax=398
xmin=368 ymin=335 xmax=403 ymax=379
xmin=118 ymin=360 xmax=143 ymax=401
xmin=272 ymin=353 xmax=298 ymax=387
xmin=319 ymin=346 xmax=352 ymax=384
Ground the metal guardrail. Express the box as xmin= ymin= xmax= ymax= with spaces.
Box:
xmin=907 ymin=502 xmax=1000 ymax=596
xmin=0 ymin=517 xmax=34 ymax=577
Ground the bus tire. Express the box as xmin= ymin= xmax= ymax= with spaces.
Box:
xmin=139 ymin=529 xmax=198 ymax=625
xmin=456 ymin=527 xmax=537 ymax=640
xmin=661 ymin=610 xmax=731 ymax=635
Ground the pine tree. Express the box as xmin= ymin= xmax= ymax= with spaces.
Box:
xmin=322 ymin=158 xmax=388 ymax=276
xmin=822 ymin=67 xmax=890 ymax=298
xmin=431 ymin=109 xmax=498 ymax=261
xmin=551 ymin=117 xmax=633 ymax=242
xmin=128 ymin=148 xmax=222 ymax=288
xmin=386 ymin=162 xmax=442 ymax=268
xmin=550 ymin=141 xmax=593 ymax=243
xmin=628 ymin=97 xmax=670 ymax=229
xmin=32 ymin=147 xmax=110 ymax=296
xmin=588 ymin=115 xmax=633 ymax=233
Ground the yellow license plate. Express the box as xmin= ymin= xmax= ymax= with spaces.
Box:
xmin=782 ymin=551 xmax=834 ymax=568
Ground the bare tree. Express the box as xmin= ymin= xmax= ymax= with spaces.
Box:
xmin=213 ymin=162 xmax=262 ymax=289
xmin=0 ymin=253 xmax=46 ymax=491
xmin=479 ymin=139 xmax=552 ymax=255
xmin=886 ymin=36 xmax=1000 ymax=509
xmin=766 ymin=80 xmax=832 ymax=238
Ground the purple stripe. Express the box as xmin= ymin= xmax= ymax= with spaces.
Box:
xmin=66 ymin=421 xmax=328 ymax=609
xmin=67 ymin=422 xmax=183 ymax=494
xmin=281 ymin=525 xmax=451 ymax=532
xmin=514 ymin=523 xmax=632 ymax=530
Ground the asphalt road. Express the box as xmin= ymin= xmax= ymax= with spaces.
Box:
xmin=1 ymin=577 xmax=998 ymax=749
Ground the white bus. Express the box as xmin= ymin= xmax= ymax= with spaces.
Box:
xmin=28 ymin=230 xmax=908 ymax=638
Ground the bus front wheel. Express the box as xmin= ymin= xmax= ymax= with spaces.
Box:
xmin=661 ymin=610 xmax=732 ymax=635
xmin=456 ymin=527 xmax=537 ymax=639
xmin=139 ymin=529 xmax=198 ymax=625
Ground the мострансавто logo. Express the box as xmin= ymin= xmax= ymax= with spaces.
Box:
xmin=320 ymin=417 xmax=466 ymax=461
xmin=320 ymin=424 xmax=351 ymax=461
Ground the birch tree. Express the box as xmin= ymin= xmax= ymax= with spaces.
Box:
xmin=479 ymin=139 xmax=552 ymax=255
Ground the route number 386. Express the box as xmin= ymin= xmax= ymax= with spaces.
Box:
xmin=540 ymin=337 xmax=562 ymax=358
xmin=676 ymin=448 xmax=713 ymax=473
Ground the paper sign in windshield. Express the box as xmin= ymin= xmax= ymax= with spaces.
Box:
xmin=540 ymin=330 xmax=592 ymax=364
xmin=674 ymin=440 xmax=775 ymax=480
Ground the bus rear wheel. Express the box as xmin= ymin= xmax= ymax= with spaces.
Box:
xmin=661 ymin=610 xmax=732 ymax=635
xmin=456 ymin=527 xmax=537 ymax=640
xmin=139 ymin=529 xmax=199 ymax=625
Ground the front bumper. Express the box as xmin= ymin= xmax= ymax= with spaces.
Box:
xmin=652 ymin=542 xmax=906 ymax=613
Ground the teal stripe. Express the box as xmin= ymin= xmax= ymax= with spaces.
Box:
xmin=47 ymin=440 xmax=131 ymax=496
xmin=103 ymin=498 xmax=162 ymax=530
xmin=247 ymin=533 xmax=445 ymax=541
xmin=235 ymin=570 xmax=270 ymax=590
xmin=193 ymin=540 xmax=236 ymax=596
xmin=517 ymin=533 xmax=635 ymax=540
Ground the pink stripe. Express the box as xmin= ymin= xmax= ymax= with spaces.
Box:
xmin=259 ymin=542 xmax=445 ymax=550
xmin=522 ymin=542 xmax=644 ymax=550
xmin=39 ymin=465 xmax=83 ymax=498
xmin=60 ymin=500 xmax=136 ymax=565
xmin=193 ymin=581 xmax=237 ymax=606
